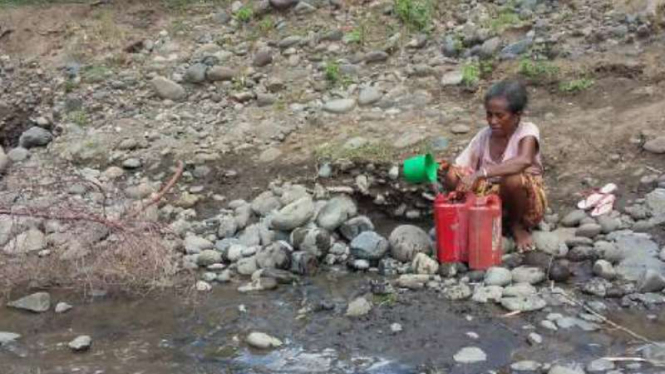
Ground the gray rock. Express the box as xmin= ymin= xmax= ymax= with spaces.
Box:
xmin=291 ymin=227 xmax=332 ymax=259
xmin=258 ymin=147 xmax=282 ymax=163
xmin=251 ymin=191 xmax=282 ymax=216
xmin=638 ymin=269 xmax=665 ymax=293
xmin=8 ymin=292 xmax=50 ymax=313
xmin=479 ymin=37 xmax=502 ymax=58
xmin=533 ymin=231 xmax=569 ymax=257
xmin=500 ymin=295 xmax=547 ymax=312
xmin=217 ymin=215 xmax=238 ymax=239
xmin=576 ymin=224 xmax=603 ymax=238
xmin=278 ymin=36 xmax=302 ymax=49
xmin=587 ymin=359 xmax=615 ymax=373
xmin=358 ymin=87 xmax=382 ymax=106
xmin=253 ymin=48 xmax=273 ymax=67
xmin=237 ymin=256 xmax=258 ymax=275
xmin=389 ymin=225 xmax=433 ymax=262
xmin=352 ymin=259 xmax=370 ymax=270
xmin=472 ymin=285 xmax=503 ymax=303
xmin=644 ymin=137 xmax=665 ymax=154
xmin=55 ymin=302 xmax=73 ymax=314
xmin=68 ymin=335 xmax=92 ymax=352
xmin=197 ymin=250 xmax=223 ymax=266
xmin=350 ymin=231 xmax=389 ymax=261
xmin=646 ymin=189 xmax=665 ymax=216
xmin=238 ymin=224 xmax=262 ymax=247
xmin=8 ymin=147 xmax=29 ymax=162
xmin=453 ymin=347 xmax=487 ymax=363
xmin=185 ymin=235 xmax=213 ymax=254
xmin=3 ymin=229 xmax=46 ymax=254
xmin=598 ymin=216 xmax=622 ymax=234
xmin=561 ymin=210 xmax=588 ymax=227
xmin=512 ymin=267 xmax=545 ymax=284
xmin=441 ymin=70 xmax=463 ymax=86
xmin=122 ymin=158 xmax=142 ymax=169
xmin=262 ymin=268 xmax=299 ymax=284
xmin=246 ymin=332 xmax=282 ymax=349
xmin=528 ymin=332 xmax=543 ymax=345
xmin=582 ymin=278 xmax=610 ymax=297
xmin=206 ymin=66 xmax=236 ymax=81
xmin=396 ymin=274 xmax=430 ymax=290
xmin=444 ymin=283 xmax=472 ymax=300
xmin=0 ymin=332 xmax=20 ymax=346
xmin=451 ymin=124 xmax=471 ymax=134
xmin=271 ymin=197 xmax=315 ymax=231
xmin=485 ymin=267 xmax=513 ymax=286
xmin=500 ymin=38 xmax=532 ymax=59
xmin=256 ymin=241 xmax=292 ymax=270
xmin=19 ymin=127 xmax=53 ymax=148
xmin=412 ymin=253 xmax=439 ymax=275
xmin=184 ymin=63 xmax=207 ymax=83
xmin=151 ymin=76 xmax=186 ymax=101
xmin=323 ymin=99 xmax=356 ymax=114
xmin=511 ymin=361 xmax=542 ymax=372
xmin=503 ymin=283 xmax=537 ymax=297
xmin=548 ymin=365 xmax=585 ymax=374
xmin=339 ymin=216 xmax=375 ymax=241
xmin=593 ymin=260 xmax=616 ymax=280
xmin=346 ymin=297 xmax=372 ymax=317
xmin=317 ymin=196 xmax=357 ymax=230
xmin=615 ymin=234 xmax=665 ymax=281
xmin=364 ymin=50 xmax=389 ymax=63
xmin=225 ymin=244 xmax=245 ymax=262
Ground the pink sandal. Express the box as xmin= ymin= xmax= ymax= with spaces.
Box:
xmin=577 ymin=183 xmax=617 ymax=211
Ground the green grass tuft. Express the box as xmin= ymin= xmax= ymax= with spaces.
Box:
xmin=393 ymin=0 xmax=433 ymax=31
xmin=235 ymin=6 xmax=253 ymax=23
xmin=518 ymin=58 xmax=559 ymax=81
xmin=559 ymin=78 xmax=594 ymax=93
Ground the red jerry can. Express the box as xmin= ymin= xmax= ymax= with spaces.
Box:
xmin=434 ymin=192 xmax=474 ymax=263
xmin=468 ymin=194 xmax=503 ymax=270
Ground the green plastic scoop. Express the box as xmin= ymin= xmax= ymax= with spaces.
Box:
xmin=403 ymin=154 xmax=439 ymax=183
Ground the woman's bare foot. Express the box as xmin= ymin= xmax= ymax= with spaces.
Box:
xmin=511 ymin=222 xmax=534 ymax=252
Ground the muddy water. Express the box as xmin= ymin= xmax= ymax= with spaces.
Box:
xmin=2 ymin=272 xmax=665 ymax=374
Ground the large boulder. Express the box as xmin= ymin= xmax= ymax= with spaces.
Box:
xmin=350 ymin=231 xmax=389 ymax=261
xmin=270 ymin=197 xmax=315 ymax=231
xmin=389 ymin=225 xmax=433 ymax=262
xmin=316 ymin=196 xmax=357 ymax=230
xmin=290 ymin=227 xmax=332 ymax=259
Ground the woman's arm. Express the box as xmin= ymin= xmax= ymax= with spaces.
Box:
xmin=458 ymin=136 xmax=538 ymax=192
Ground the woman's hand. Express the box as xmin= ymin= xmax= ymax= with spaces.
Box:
xmin=457 ymin=171 xmax=482 ymax=192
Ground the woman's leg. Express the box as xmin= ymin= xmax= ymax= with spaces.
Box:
xmin=500 ymin=174 xmax=542 ymax=251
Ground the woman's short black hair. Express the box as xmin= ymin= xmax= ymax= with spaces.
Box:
xmin=484 ymin=80 xmax=528 ymax=114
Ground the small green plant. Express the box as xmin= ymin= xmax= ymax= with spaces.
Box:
xmin=81 ymin=65 xmax=111 ymax=84
xmin=324 ymin=60 xmax=341 ymax=84
xmin=394 ymin=0 xmax=433 ymax=31
xmin=374 ymin=293 xmax=398 ymax=306
xmin=67 ymin=110 xmax=89 ymax=127
xmin=344 ymin=29 xmax=363 ymax=44
xmin=490 ymin=10 xmax=521 ymax=32
xmin=559 ymin=78 xmax=594 ymax=93
xmin=518 ymin=58 xmax=559 ymax=80
xmin=461 ymin=63 xmax=481 ymax=87
xmin=235 ymin=6 xmax=253 ymax=23
xmin=258 ymin=16 xmax=274 ymax=35
xmin=64 ymin=80 xmax=79 ymax=94
xmin=232 ymin=75 xmax=247 ymax=91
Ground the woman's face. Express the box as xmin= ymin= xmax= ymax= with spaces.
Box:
xmin=486 ymin=97 xmax=520 ymax=137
